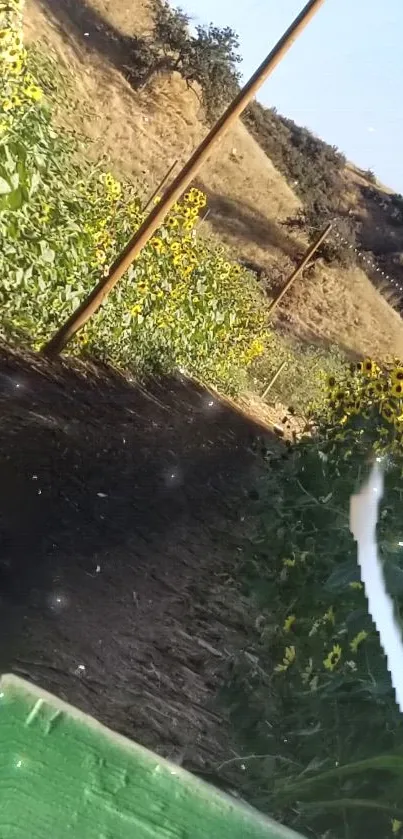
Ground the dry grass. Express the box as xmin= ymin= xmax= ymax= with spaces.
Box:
xmin=24 ymin=0 xmax=403 ymax=363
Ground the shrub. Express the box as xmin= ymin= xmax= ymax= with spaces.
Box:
xmin=145 ymin=2 xmax=242 ymax=119
xmin=364 ymin=167 xmax=377 ymax=184
xmin=243 ymin=101 xmax=346 ymax=221
xmin=0 ymin=2 xmax=267 ymax=394
xmin=224 ymin=357 xmax=403 ymax=837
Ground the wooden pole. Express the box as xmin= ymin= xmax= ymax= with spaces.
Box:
xmin=267 ymin=222 xmax=332 ymax=315
xmin=142 ymin=159 xmax=178 ymax=212
xmin=197 ymin=208 xmax=210 ymax=231
xmin=41 ymin=0 xmax=327 ymax=358
xmin=262 ymin=360 xmax=287 ymax=399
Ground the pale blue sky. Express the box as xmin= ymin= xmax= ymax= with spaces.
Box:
xmin=180 ymin=0 xmax=402 ymax=192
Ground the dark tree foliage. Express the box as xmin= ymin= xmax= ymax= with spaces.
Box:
xmin=243 ymin=100 xmax=346 ymax=223
xmin=144 ymin=2 xmax=241 ymax=118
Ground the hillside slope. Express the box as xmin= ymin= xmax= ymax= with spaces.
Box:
xmin=25 ymin=0 xmax=403 ymax=361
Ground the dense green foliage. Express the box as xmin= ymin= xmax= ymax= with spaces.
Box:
xmin=224 ymin=360 xmax=403 ymax=838
xmin=0 ymin=1 xmax=267 ymax=392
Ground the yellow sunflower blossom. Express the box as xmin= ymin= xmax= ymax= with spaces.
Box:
xmin=23 ymin=83 xmax=43 ymax=102
xmin=130 ymin=304 xmax=142 ymax=316
xmin=151 ymin=237 xmax=165 ymax=255
xmin=392 ymin=367 xmax=403 ymax=384
xmin=283 ymin=615 xmax=296 ymax=632
xmin=391 ymin=381 xmax=403 ymax=398
xmin=350 ymin=630 xmax=368 ymax=653
xmin=323 ymin=644 xmax=342 ymax=672
xmin=362 ymin=358 xmax=377 ymax=377
xmin=381 ymin=401 xmax=396 ymax=423
xmin=274 ymin=645 xmax=296 ymax=673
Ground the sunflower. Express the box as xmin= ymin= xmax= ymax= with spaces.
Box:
xmin=9 ymin=57 xmax=23 ymax=75
xmin=362 ymin=358 xmax=376 ymax=377
xmin=23 ymin=83 xmax=42 ymax=102
xmin=381 ymin=400 xmax=395 ymax=422
xmin=151 ymin=237 xmax=164 ymax=255
xmin=350 ymin=399 xmax=362 ymax=415
xmin=366 ymin=382 xmax=378 ymax=399
xmin=391 ymin=381 xmax=403 ymax=398
xmin=334 ymin=389 xmax=346 ymax=402
xmin=323 ymin=643 xmax=342 ymax=672
xmin=350 ymin=630 xmax=368 ymax=653
xmin=392 ymin=367 xmax=403 ymax=383
xmin=283 ymin=614 xmax=296 ymax=632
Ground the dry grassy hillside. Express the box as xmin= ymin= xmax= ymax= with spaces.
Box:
xmin=25 ymin=0 xmax=403 ymax=361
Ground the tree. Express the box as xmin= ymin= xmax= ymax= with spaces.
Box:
xmin=183 ymin=24 xmax=242 ymax=118
xmin=141 ymin=3 xmax=242 ymax=119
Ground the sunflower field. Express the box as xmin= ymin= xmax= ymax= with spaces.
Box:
xmin=0 ymin=0 xmax=267 ymax=391
xmin=224 ymin=357 xmax=403 ymax=839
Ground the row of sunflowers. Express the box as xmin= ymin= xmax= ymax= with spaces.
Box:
xmin=0 ymin=0 xmax=267 ymax=391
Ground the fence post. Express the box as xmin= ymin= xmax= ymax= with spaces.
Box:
xmin=261 ymin=360 xmax=287 ymax=400
xmin=267 ymin=223 xmax=332 ymax=315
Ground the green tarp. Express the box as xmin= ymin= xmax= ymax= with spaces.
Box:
xmin=0 ymin=674 xmax=304 ymax=838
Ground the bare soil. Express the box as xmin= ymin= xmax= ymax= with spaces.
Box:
xmin=0 ymin=347 xmax=275 ymax=781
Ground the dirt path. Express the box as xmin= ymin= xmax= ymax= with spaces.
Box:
xmin=0 ymin=347 xmax=274 ymax=780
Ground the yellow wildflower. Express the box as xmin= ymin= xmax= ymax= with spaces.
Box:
xmin=23 ymin=83 xmax=43 ymax=102
xmin=283 ymin=615 xmax=296 ymax=632
xmin=381 ymin=401 xmax=395 ymax=423
xmin=283 ymin=558 xmax=296 ymax=568
xmin=391 ymin=381 xmax=403 ymax=398
xmin=274 ymin=645 xmax=296 ymax=673
xmin=392 ymin=367 xmax=403 ymax=384
xmin=350 ymin=630 xmax=368 ymax=653
xmin=323 ymin=644 xmax=342 ymax=672
xmin=362 ymin=358 xmax=376 ymax=377
xmin=151 ymin=237 xmax=165 ymax=255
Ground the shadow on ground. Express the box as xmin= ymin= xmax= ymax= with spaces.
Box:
xmin=203 ymin=190 xmax=302 ymax=263
xmin=0 ymin=346 xmax=276 ymax=779
xmin=38 ymin=0 xmax=149 ymax=84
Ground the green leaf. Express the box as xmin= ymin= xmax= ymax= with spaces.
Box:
xmin=325 ymin=560 xmax=360 ymax=592
xmin=6 ymin=188 xmax=24 ymax=211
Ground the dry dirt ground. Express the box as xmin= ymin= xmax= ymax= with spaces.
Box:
xmin=0 ymin=346 xmax=277 ymax=784
xmin=24 ymin=0 xmax=403 ymax=362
